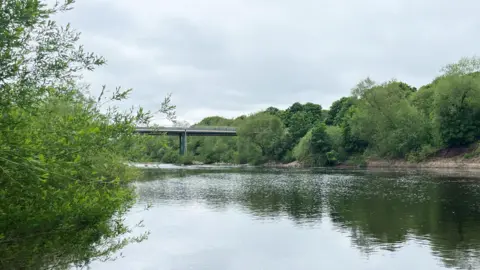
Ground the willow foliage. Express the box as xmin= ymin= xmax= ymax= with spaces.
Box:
xmin=0 ymin=1 xmax=174 ymax=268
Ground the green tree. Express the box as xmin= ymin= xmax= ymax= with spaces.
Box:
xmin=441 ymin=56 xmax=480 ymax=76
xmin=195 ymin=116 xmax=231 ymax=126
xmin=325 ymin=125 xmax=345 ymax=160
xmin=293 ymin=130 xmax=314 ymax=165
xmin=303 ymin=102 xmax=323 ymax=120
xmin=237 ymin=113 xmax=285 ymax=164
xmin=293 ymin=123 xmax=333 ymax=166
xmin=425 ymin=57 xmax=480 ymax=147
xmin=282 ymin=102 xmax=323 ymax=151
xmin=287 ymin=111 xmax=312 ymax=144
xmin=351 ymin=77 xmax=376 ymax=98
xmin=0 ymin=1 xmax=174 ymax=268
xmin=309 ymin=123 xmax=333 ymax=165
xmin=325 ymin=97 xmax=355 ymax=126
xmin=341 ymin=106 xmax=369 ymax=154
xmin=349 ymin=80 xmax=430 ymax=158
xmin=431 ymin=74 xmax=480 ymax=146
xmin=410 ymin=84 xmax=436 ymax=117
xmin=186 ymin=116 xmax=238 ymax=164
xmin=264 ymin=106 xmax=282 ymax=117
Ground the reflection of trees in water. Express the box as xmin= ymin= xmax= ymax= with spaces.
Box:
xmin=138 ymin=171 xmax=480 ymax=269
xmin=429 ymin=181 xmax=480 ymax=270
xmin=326 ymin=175 xmax=480 ymax=269
xmin=327 ymin=175 xmax=435 ymax=249
xmin=236 ymin=174 xmax=325 ymax=223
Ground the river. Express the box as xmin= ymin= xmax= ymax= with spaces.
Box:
xmin=92 ymin=166 xmax=480 ymax=270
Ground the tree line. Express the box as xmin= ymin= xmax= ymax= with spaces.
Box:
xmin=138 ymin=57 xmax=480 ymax=166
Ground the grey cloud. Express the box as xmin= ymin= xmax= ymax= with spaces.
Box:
xmin=60 ymin=1 xmax=135 ymax=37
xmin=139 ymin=18 xmax=230 ymax=70
xmin=56 ymin=0 xmax=480 ymax=124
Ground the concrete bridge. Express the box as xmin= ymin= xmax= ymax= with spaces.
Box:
xmin=134 ymin=126 xmax=237 ymax=155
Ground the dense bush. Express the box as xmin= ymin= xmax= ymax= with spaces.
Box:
xmin=0 ymin=1 xmax=174 ymax=268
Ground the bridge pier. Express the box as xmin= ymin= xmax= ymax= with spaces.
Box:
xmin=179 ymin=132 xmax=187 ymax=156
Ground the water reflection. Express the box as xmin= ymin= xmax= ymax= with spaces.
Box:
xmin=131 ymin=169 xmax=480 ymax=269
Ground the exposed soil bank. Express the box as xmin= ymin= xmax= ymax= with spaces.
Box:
xmin=366 ymin=158 xmax=480 ymax=169
xmin=265 ymin=156 xmax=480 ymax=170
xmin=365 ymin=145 xmax=480 ymax=169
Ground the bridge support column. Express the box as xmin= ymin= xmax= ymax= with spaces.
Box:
xmin=179 ymin=132 xmax=187 ymax=156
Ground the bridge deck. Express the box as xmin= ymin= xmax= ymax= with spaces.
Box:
xmin=135 ymin=126 xmax=237 ymax=136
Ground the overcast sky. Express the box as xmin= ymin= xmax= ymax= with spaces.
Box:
xmin=55 ymin=0 xmax=479 ymax=125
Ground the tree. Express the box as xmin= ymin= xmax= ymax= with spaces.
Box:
xmin=325 ymin=97 xmax=355 ymax=126
xmin=196 ymin=116 xmax=232 ymax=126
xmin=174 ymin=120 xmax=190 ymax=127
xmin=410 ymin=84 xmax=436 ymax=117
xmin=441 ymin=56 xmax=480 ymax=76
xmin=0 ymin=1 xmax=174 ymax=268
xmin=264 ymin=106 xmax=281 ymax=117
xmin=309 ymin=123 xmax=333 ymax=165
xmin=351 ymin=77 xmax=376 ymax=98
xmin=293 ymin=130 xmax=314 ymax=165
xmin=287 ymin=111 xmax=312 ymax=144
xmin=293 ymin=122 xmax=333 ymax=166
xmin=286 ymin=102 xmax=304 ymax=115
xmin=237 ymin=113 xmax=285 ymax=163
xmin=303 ymin=102 xmax=323 ymax=120
xmin=283 ymin=102 xmax=322 ymax=128
xmin=349 ymin=80 xmax=430 ymax=158
xmin=341 ymin=106 xmax=369 ymax=154
xmin=431 ymin=74 xmax=480 ymax=146
xmin=281 ymin=102 xmax=323 ymax=151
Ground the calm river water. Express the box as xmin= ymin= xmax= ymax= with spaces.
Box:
xmin=92 ymin=166 xmax=480 ymax=270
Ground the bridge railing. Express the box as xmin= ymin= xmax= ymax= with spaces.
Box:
xmin=135 ymin=126 xmax=236 ymax=131
xmin=189 ymin=126 xmax=236 ymax=131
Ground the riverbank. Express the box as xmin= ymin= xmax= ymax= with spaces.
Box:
xmin=366 ymin=157 xmax=480 ymax=169
xmin=264 ymin=153 xmax=480 ymax=170
xmin=136 ymin=145 xmax=480 ymax=171
xmin=138 ymin=156 xmax=480 ymax=170
xmin=366 ymin=145 xmax=480 ymax=169
xmin=262 ymin=158 xmax=480 ymax=178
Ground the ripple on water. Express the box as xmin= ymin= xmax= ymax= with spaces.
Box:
xmin=94 ymin=169 xmax=480 ymax=270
